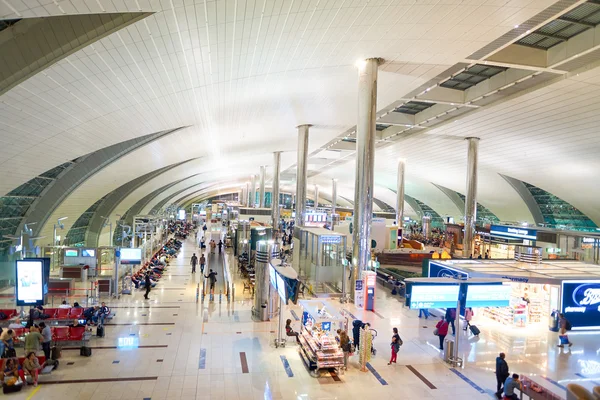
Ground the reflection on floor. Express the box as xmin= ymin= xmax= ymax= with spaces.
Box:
xmin=7 ymin=236 xmax=598 ymax=399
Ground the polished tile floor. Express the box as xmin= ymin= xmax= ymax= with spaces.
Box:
xmin=10 ymin=236 xmax=599 ymax=399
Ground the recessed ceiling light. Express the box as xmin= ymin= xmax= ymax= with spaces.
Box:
xmin=526 ymin=30 xmax=531 ymax=34
xmin=515 ymin=25 xmax=519 ymax=28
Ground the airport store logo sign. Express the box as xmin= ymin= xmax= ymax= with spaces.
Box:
xmin=573 ymin=284 xmax=600 ymax=307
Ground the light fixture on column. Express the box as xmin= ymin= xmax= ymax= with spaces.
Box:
xmin=53 ymin=217 xmax=68 ymax=246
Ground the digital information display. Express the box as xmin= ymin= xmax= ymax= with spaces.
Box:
xmin=269 ymin=265 xmax=277 ymax=289
xmin=409 ymin=285 xmax=459 ymax=309
xmin=16 ymin=260 xmax=44 ymax=306
xmin=81 ymin=249 xmax=95 ymax=257
xmin=65 ymin=249 xmax=78 ymax=257
xmin=120 ymin=248 xmax=142 ymax=265
xmin=465 ymin=284 xmax=511 ymax=308
xmin=561 ymin=280 xmax=600 ymax=330
xmin=276 ymin=272 xmax=287 ymax=303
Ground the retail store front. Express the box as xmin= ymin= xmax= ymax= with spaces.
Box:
xmin=426 ymin=260 xmax=600 ymax=330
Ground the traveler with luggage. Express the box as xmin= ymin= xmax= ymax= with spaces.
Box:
xmin=495 ymin=352 xmax=510 ymax=399
xmin=435 ymin=316 xmax=449 ymax=351
xmin=558 ymin=313 xmax=573 ymax=347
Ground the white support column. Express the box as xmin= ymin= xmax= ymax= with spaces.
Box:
xmin=396 ymin=159 xmax=405 ymax=226
xmin=259 ymin=165 xmax=266 ymax=208
xmin=331 ymin=179 xmax=337 ymax=231
xmin=464 ymin=137 xmax=480 ymax=258
xmin=295 ymin=125 xmax=310 ymax=228
xmin=271 ymin=152 xmax=281 ymax=229
xmin=351 ymin=57 xmax=382 ymax=301
xmin=314 ymin=184 xmax=319 ymax=211
xmin=250 ymin=174 xmax=257 ymax=208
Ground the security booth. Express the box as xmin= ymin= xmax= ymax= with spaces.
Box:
xmin=292 ymin=227 xmax=348 ymax=297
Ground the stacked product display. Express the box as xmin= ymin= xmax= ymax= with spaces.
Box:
xmin=297 ymin=300 xmax=346 ymax=377
xmin=481 ymin=283 xmax=550 ymax=327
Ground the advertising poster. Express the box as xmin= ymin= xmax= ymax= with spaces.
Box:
xmin=465 ymin=284 xmax=511 ymax=308
xmin=16 ymin=260 xmax=44 ymax=305
xmin=354 ymin=280 xmax=364 ymax=308
xmin=562 ymin=280 xmax=600 ymax=330
xmin=429 ymin=262 xmax=469 ymax=280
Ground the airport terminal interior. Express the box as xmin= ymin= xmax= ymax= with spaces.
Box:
xmin=2 ymin=0 xmax=600 ymax=399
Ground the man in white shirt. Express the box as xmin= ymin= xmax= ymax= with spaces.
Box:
xmin=58 ymin=301 xmax=71 ymax=309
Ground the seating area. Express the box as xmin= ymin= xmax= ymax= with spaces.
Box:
xmin=0 ymin=309 xmax=17 ymax=320
xmin=38 ymin=307 xmax=85 ymax=320
xmin=237 ymin=253 xmax=255 ymax=295
xmin=13 ymin=326 xmax=88 ymax=344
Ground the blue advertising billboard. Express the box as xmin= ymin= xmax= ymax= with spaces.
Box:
xmin=409 ymin=284 xmax=460 ymax=309
xmin=465 ymin=284 xmax=511 ymax=308
xmin=428 ymin=262 xmax=469 ymax=280
xmin=561 ymin=280 xmax=600 ymax=330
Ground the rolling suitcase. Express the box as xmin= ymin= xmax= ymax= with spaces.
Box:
xmin=80 ymin=346 xmax=92 ymax=357
xmin=51 ymin=345 xmax=61 ymax=360
xmin=96 ymin=325 xmax=105 ymax=338
xmin=469 ymin=324 xmax=480 ymax=336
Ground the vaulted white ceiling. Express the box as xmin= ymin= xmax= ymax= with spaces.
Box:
xmin=3 ymin=0 xmax=600 ymax=245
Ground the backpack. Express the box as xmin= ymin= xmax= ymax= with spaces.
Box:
xmin=565 ymin=319 xmax=572 ymax=331
xmin=0 ymin=312 xmax=7 ymax=320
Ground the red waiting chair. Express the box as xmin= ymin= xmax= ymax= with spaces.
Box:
xmin=43 ymin=308 xmax=58 ymax=319
xmin=56 ymin=308 xmax=71 ymax=319
xmin=51 ymin=326 xmax=69 ymax=341
xmin=69 ymin=308 xmax=84 ymax=319
xmin=68 ymin=326 xmax=85 ymax=341
xmin=0 ymin=309 xmax=17 ymax=320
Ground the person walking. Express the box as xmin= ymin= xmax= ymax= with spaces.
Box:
xmin=445 ymin=307 xmax=456 ymax=335
xmin=339 ymin=330 xmax=351 ymax=370
xmin=495 ymin=352 xmax=510 ymax=399
xmin=210 ymin=240 xmax=216 ymax=254
xmin=464 ymin=307 xmax=474 ymax=331
xmin=558 ymin=313 xmax=573 ymax=347
xmin=435 ymin=316 xmax=449 ymax=350
xmin=144 ymin=272 xmax=152 ymax=300
xmin=200 ymin=254 xmax=206 ymax=274
xmin=388 ymin=327 xmax=402 ymax=365
xmin=190 ymin=253 xmax=198 ymax=273
xmin=218 ymin=240 xmax=223 ymax=253
xmin=418 ymin=308 xmax=429 ymax=319
xmin=205 ymin=269 xmax=218 ymax=293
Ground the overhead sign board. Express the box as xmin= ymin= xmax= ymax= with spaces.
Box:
xmin=409 ymin=284 xmax=460 ymax=309
xmin=490 ymin=225 xmax=537 ymax=240
xmin=429 ymin=261 xmax=469 ymax=280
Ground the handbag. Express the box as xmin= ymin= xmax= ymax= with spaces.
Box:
xmin=433 ymin=328 xmax=439 ymax=336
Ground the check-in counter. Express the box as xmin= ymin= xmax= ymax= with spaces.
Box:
xmin=59 ymin=265 xmax=86 ymax=280
xmin=48 ymin=278 xmax=73 ymax=296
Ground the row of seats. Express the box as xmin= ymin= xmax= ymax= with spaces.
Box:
xmin=12 ymin=326 xmax=86 ymax=342
xmin=0 ymin=309 xmax=18 ymax=320
xmin=0 ymin=355 xmax=46 ymax=369
xmin=37 ymin=307 xmax=84 ymax=320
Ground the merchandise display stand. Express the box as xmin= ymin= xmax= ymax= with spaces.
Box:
xmin=297 ymin=300 xmax=345 ymax=377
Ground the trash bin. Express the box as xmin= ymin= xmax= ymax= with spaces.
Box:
xmin=444 ymin=338 xmax=455 ymax=363
xmin=260 ymin=304 xmax=268 ymax=321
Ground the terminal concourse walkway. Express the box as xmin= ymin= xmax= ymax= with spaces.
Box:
xmin=9 ymin=234 xmax=597 ymax=399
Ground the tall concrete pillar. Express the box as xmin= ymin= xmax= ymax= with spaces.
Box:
xmin=245 ymin=182 xmax=249 ymax=207
xmin=254 ymin=240 xmax=277 ymax=321
xmin=314 ymin=184 xmax=319 ymax=211
xmin=295 ymin=125 xmax=310 ymax=228
xmin=272 ymin=152 xmax=281 ymax=229
xmin=396 ymin=159 xmax=405 ymax=226
xmin=259 ymin=166 xmax=266 ymax=208
xmin=352 ymin=58 xmax=382 ymax=300
xmin=331 ymin=178 xmax=337 ymax=231
xmin=250 ymin=174 xmax=256 ymax=208
xmin=464 ymin=137 xmax=480 ymax=258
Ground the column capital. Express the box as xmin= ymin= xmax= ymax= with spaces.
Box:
xmin=296 ymin=124 xmax=312 ymax=129
xmin=465 ymin=137 xmax=480 ymax=141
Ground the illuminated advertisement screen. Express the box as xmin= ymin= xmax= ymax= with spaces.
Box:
xmin=65 ymin=249 xmax=78 ymax=257
xmin=269 ymin=265 xmax=277 ymax=289
xmin=409 ymin=284 xmax=459 ymax=309
xmin=276 ymin=273 xmax=287 ymax=304
xmin=120 ymin=248 xmax=142 ymax=265
xmin=561 ymin=280 xmax=600 ymax=330
xmin=81 ymin=249 xmax=95 ymax=257
xmin=465 ymin=284 xmax=511 ymax=308
xmin=16 ymin=260 xmax=44 ymax=306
